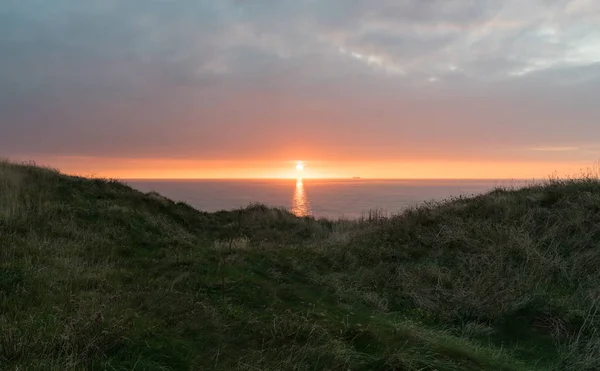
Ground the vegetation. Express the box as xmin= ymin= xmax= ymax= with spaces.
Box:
xmin=2 ymin=160 xmax=600 ymax=370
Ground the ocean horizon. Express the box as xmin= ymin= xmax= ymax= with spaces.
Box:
xmin=124 ymin=178 xmax=539 ymax=219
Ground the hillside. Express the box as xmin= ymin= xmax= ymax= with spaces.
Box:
xmin=2 ymin=160 xmax=600 ymax=370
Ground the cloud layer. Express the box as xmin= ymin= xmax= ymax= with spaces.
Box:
xmin=1 ymin=0 xmax=599 ymax=171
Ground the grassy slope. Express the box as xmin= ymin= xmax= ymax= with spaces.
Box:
xmin=2 ymin=161 xmax=600 ymax=370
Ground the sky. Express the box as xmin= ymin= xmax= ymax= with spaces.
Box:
xmin=1 ymin=0 xmax=600 ymax=179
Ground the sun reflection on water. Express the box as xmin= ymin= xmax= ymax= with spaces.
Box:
xmin=291 ymin=178 xmax=311 ymax=217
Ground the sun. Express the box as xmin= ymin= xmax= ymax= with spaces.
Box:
xmin=296 ymin=162 xmax=305 ymax=172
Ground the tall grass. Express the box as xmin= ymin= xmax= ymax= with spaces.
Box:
xmin=2 ymin=160 xmax=600 ymax=369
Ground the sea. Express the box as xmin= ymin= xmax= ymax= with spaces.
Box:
xmin=124 ymin=178 xmax=537 ymax=219
xmin=125 ymin=179 xmax=535 ymax=219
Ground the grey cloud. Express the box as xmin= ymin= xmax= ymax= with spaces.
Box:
xmin=1 ymin=0 xmax=600 ymax=162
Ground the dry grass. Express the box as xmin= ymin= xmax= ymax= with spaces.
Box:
xmin=3 ymin=160 xmax=600 ymax=370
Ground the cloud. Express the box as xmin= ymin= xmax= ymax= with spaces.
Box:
xmin=529 ymin=146 xmax=580 ymax=152
xmin=1 ymin=0 xmax=599 ymax=165
xmin=4 ymin=0 xmax=600 ymax=83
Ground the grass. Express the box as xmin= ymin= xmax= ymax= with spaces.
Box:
xmin=2 ymin=160 xmax=600 ymax=369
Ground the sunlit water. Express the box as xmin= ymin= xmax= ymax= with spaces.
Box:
xmin=291 ymin=178 xmax=311 ymax=217
xmin=125 ymin=178 xmax=537 ymax=219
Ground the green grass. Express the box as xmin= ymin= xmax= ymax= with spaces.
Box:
xmin=2 ymin=160 xmax=600 ymax=370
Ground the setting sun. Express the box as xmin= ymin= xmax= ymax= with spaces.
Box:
xmin=296 ymin=162 xmax=305 ymax=172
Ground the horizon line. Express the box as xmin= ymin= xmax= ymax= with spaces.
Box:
xmin=119 ymin=177 xmax=543 ymax=181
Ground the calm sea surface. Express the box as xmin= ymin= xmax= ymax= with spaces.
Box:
xmin=124 ymin=179 xmax=537 ymax=219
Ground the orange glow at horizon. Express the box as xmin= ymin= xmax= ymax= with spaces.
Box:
xmin=6 ymin=155 xmax=598 ymax=180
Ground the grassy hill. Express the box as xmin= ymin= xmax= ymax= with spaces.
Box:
xmin=2 ymin=160 xmax=600 ymax=370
